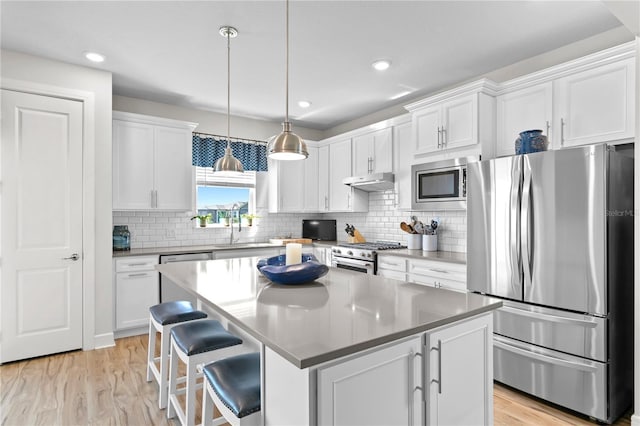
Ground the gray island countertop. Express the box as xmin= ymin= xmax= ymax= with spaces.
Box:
xmin=156 ymin=257 xmax=500 ymax=369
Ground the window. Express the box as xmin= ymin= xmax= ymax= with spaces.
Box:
xmin=195 ymin=166 xmax=255 ymax=226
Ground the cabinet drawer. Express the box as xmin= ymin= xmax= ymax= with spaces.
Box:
xmin=378 ymin=269 xmax=406 ymax=281
xmin=115 ymin=255 xmax=159 ymax=272
xmin=377 ymin=255 xmax=406 ymax=272
xmin=407 ymin=258 xmax=465 ymax=281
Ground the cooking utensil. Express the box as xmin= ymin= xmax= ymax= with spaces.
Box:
xmin=414 ymin=222 xmax=425 ymax=234
xmin=400 ymin=222 xmax=413 ymax=234
xmin=430 ymin=220 xmax=439 ymax=233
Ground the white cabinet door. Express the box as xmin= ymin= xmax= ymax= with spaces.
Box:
xmin=329 ymin=139 xmax=353 ymax=211
xmin=353 ymin=127 xmax=393 ymax=175
xmin=393 ymin=120 xmax=413 ymax=210
xmin=269 ymin=144 xmax=319 ymax=213
xmin=154 ymin=126 xmax=194 ymax=210
xmin=412 ymin=105 xmax=441 ymax=155
xmin=317 ymin=336 xmax=423 ymax=426
xmin=496 ymin=82 xmax=553 ymax=156
xmin=303 ymin=145 xmax=319 ymax=212
xmin=114 ymin=256 xmax=159 ymax=331
xmin=113 ymin=120 xmax=155 ymax=209
xmin=441 ymin=94 xmax=478 ymax=150
xmin=113 ymin=112 xmax=197 ymax=211
xmin=554 ymin=58 xmax=635 ymax=147
xmin=426 ymin=314 xmax=493 ymax=426
xmin=318 ymin=145 xmax=330 ymax=212
xmin=115 ymin=270 xmax=159 ymax=330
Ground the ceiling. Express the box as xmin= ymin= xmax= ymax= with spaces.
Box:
xmin=0 ymin=1 xmax=629 ymax=131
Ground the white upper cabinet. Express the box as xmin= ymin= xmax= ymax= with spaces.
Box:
xmin=329 ymin=139 xmax=367 ymax=212
xmin=496 ymin=82 xmax=553 ymax=157
xmin=269 ymin=143 xmax=319 ymax=213
xmin=405 ymin=80 xmax=498 ymax=161
xmin=113 ymin=111 xmax=197 ymax=211
xmin=495 ymin=43 xmax=635 ymax=155
xmin=392 ymin=118 xmax=413 ymax=210
xmin=352 ymin=127 xmax=393 ymax=175
xmin=554 ymin=57 xmax=635 ymax=148
xmin=318 ymin=145 xmax=330 ymax=212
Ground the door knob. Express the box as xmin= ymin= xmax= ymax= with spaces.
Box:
xmin=63 ymin=253 xmax=80 ymax=261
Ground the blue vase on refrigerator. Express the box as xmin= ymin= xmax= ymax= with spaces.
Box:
xmin=466 ymin=144 xmax=633 ymax=423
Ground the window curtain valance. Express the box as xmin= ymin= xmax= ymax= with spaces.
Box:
xmin=192 ymin=135 xmax=269 ymax=172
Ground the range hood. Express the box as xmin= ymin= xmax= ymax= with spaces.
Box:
xmin=343 ymin=172 xmax=395 ymax=192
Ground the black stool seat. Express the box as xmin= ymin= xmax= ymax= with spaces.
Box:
xmin=170 ymin=320 xmax=242 ymax=356
xmin=203 ymin=352 xmax=261 ymax=418
xmin=149 ymin=300 xmax=207 ymax=326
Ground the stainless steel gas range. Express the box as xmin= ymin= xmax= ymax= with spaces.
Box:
xmin=331 ymin=242 xmax=406 ymax=275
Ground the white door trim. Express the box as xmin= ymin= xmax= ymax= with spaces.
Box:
xmin=1 ymin=77 xmax=97 ymax=351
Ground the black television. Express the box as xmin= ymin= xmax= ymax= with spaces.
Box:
xmin=302 ymin=219 xmax=336 ymax=241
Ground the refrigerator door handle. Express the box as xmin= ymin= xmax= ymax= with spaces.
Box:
xmin=521 ymin=158 xmax=532 ymax=290
xmin=509 ymin=159 xmax=521 ymax=290
xmin=500 ymin=306 xmax=599 ymax=327
xmin=494 ymin=338 xmax=598 ymax=373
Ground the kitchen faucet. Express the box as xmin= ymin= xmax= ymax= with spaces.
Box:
xmin=229 ymin=203 xmax=241 ymax=244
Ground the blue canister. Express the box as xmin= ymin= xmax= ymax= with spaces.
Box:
xmin=113 ymin=225 xmax=131 ymax=251
xmin=515 ymin=129 xmax=548 ymax=155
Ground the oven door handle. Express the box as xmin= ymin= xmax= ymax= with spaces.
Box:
xmin=332 ymin=256 xmax=375 ymax=273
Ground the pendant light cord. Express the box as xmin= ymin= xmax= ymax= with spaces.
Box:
xmin=285 ymin=0 xmax=289 ymax=123
xmin=226 ymin=29 xmax=231 ymax=149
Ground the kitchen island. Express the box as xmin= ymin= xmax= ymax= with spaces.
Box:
xmin=156 ymin=257 xmax=501 ymax=426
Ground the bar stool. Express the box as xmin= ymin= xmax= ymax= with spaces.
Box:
xmin=202 ymin=352 xmax=261 ymax=426
xmin=147 ymin=300 xmax=208 ymax=409
xmin=167 ymin=319 xmax=243 ymax=426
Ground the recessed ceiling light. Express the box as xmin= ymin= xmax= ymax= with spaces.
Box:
xmin=298 ymin=100 xmax=312 ymax=108
xmin=84 ymin=51 xmax=105 ymax=63
xmin=372 ymin=59 xmax=391 ymax=71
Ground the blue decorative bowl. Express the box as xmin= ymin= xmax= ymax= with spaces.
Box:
xmin=256 ymin=253 xmax=329 ymax=285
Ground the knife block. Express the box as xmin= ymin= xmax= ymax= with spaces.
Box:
xmin=348 ymin=229 xmax=366 ymax=243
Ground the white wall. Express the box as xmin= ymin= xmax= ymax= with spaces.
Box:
xmin=1 ymin=49 xmax=113 ymax=347
xmin=113 ymin=95 xmax=325 ymax=142
xmin=323 ymin=26 xmax=634 ymax=138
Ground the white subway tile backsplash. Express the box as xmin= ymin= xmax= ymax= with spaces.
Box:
xmin=114 ymin=189 xmax=467 ymax=252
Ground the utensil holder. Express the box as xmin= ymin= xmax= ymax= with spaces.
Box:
xmin=407 ymin=234 xmax=422 ymax=250
xmin=422 ymin=234 xmax=437 ymax=252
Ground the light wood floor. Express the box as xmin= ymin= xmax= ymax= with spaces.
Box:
xmin=1 ymin=335 xmax=634 ymax=425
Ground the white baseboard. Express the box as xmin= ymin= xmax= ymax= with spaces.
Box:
xmin=93 ymin=332 xmax=115 ymax=349
xmin=631 ymin=413 xmax=640 ymax=426
xmin=114 ymin=326 xmax=148 ymax=339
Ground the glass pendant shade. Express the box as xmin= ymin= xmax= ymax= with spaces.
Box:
xmin=213 ymin=145 xmax=244 ymax=175
xmin=268 ymin=121 xmax=308 ymax=160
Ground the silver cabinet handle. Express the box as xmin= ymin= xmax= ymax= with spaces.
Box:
xmin=126 ymin=272 xmax=149 ymax=278
xmin=437 ymin=127 xmax=441 ymax=148
xmin=150 ymin=190 xmax=154 ymax=208
xmin=560 ymin=118 xmax=565 ymax=146
xmin=441 ymin=126 xmax=446 ymax=148
xmin=428 ymin=268 xmax=448 ymax=274
xmin=325 ymin=196 xmax=328 ymax=210
xmin=63 ymin=253 xmax=80 ymax=261
xmin=545 ymin=120 xmax=550 ymax=137
xmin=431 ymin=340 xmax=442 ymax=394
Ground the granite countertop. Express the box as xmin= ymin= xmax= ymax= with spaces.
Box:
xmin=156 ymin=258 xmax=499 ymax=369
xmin=377 ymin=249 xmax=467 ymax=264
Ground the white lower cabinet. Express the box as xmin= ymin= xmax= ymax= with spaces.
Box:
xmin=316 ymin=313 xmax=493 ymax=425
xmin=317 ymin=336 xmax=424 ymax=426
xmin=377 ymin=255 xmax=466 ymax=293
xmin=312 ymin=246 xmax=332 ymax=266
xmin=114 ymin=256 xmax=159 ymax=331
xmin=426 ymin=314 xmax=493 ymax=425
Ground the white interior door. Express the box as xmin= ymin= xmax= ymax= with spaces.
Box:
xmin=1 ymin=89 xmax=83 ymax=363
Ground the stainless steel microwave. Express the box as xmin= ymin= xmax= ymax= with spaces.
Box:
xmin=411 ymin=157 xmax=478 ymax=210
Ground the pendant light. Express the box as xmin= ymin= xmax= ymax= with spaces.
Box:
xmin=268 ymin=0 xmax=308 ymax=160
xmin=213 ymin=26 xmax=245 ymax=175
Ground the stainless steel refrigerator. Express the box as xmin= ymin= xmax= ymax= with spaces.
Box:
xmin=467 ymin=144 xmax=633 ymax=423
